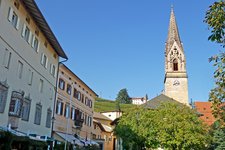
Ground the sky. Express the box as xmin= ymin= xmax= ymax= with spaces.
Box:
xmin=36 ymin=0 xmax=221 ymax=102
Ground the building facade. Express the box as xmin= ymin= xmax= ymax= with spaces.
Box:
xmin=164 ymin=8 xmax=189 ymax=105
xmin=53 ymin=64 xmax=98 ymax=141
xmin=0 ymin=0 xmax=67 ymax=137
xmin=93 ymin=112 xmax=116 ymax=150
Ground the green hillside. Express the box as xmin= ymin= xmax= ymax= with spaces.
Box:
xmin=94 ymin=98 xmax=136 ymax=112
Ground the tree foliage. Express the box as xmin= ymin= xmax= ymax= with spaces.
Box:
xmin=114 ymin=102 xmax=209 ymax=150
xmin=204 ymin=0 xmax=225 ymax=126
xmin=115 ymin=88 xmax=131 ymax=104
xmin=205 ymin=1 xmax=225 ymax=45
xmin=204 ymin=2 xmax=225 ymax=149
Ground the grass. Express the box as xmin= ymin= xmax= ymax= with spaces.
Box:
xmin=94 ymin=98 xmax=136 ymax=112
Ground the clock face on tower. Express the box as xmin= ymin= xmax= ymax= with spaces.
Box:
xmin=173 ymin=80 xmax=180 ymax=86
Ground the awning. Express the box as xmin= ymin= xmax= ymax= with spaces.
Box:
xmin=80 ymin=138 xmax=99 ymax=146
xmin=0 ymin=126 xmax=48 ymax=142
xmin=55 ymin=132 xmax=84 ymax=146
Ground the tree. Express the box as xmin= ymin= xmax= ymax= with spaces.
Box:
xmin=114 ymin=102 xmax=209 ymax=150
xmin=204 ymin=1 xmax=225 ymax=126
xmin=204 ymin=2 xmax=225 ymax=149
xmin=115 ymin=88 xmax=131 ymax=104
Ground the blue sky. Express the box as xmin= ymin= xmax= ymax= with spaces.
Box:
xmin=36 ymin=0 xmax=221 ymax=102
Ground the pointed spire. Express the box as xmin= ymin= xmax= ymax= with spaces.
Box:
xmin=166 ymin=6 xmax=183 ymax=54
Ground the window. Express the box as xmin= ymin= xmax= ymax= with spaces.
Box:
xmin=93 ymin=134 xmax=96 ymax=139
xmin=66 ymin=84 xmax=72 ymax=95
xmin=71 ymin=107 xmax=75 ymax=120
xmin=31 ymin=35 xmax=39 ymax=52
xmin=2 ymin=49 xmax=11 ymax=69
xmin=104 ymin=135 xmax=108 ymax=142
xmin=84 ymin=114 xmax=87 ymax=125
xmin=64 ymin=104 xmax=70 ymax=118
xmin=50 ymin=64 xmax=56 ymax=77
xmin=41 ymin=53 xmax=48 ymax=68
xmin=27 ymin=69 xmax=33 ymax=85
xmin=39 ymin=79 xmax=43 ymax=93
xmin=89 ymin=100 xmax=93 ymax=108
xmin=17 ymin=61 xmax=23 ymax=79
xmin=81 ymin=94 xmax=84 ymax=103
xmin=173 ymin=59 xmax=178 ymax=71
xmin=58 ymin=78 xmax=65 ymax=90
xmin=0 ymin=83 xmax=8 ymax=113
xmin=73 ymin=88 xmax=78 ymax=98
xmin=46 ymin=108 xmax=52 ymax=128
xmin=34 ymin=103 xmax=42 ymax=125
xmin=21 ymin=97 xmax=31 ymax=121
xmin=9 ymin=91 xmax=23 ymax=117
xmin=8 ymin=7 xmax=19 ymax=30
xmin=56 ymin=100 xmax=63 ymax=115
xmin=87 ymin=116 xmax=92 ymax=127
xmin=85 ymin=97 xmax=88 ymax=106
xmin=22 ymin=24 xmax=31 ymax=43
xmin=77 ymin=91 xmax=81 ymax=101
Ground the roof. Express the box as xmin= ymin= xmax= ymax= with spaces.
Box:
xmin=142 ymin=94 xmax=181 ymax=109
xmin=194 ymin=102 xmax=216 ymax=126
xmin=60 ymin=64 xmax=98 ymax=97
xmin=93 ymin=112 xmax=111 ymax=121
xmin=101 ymin=124 xmax=113 ymax=132
xmin=130 ymin=97 xmax=144 ymax=100
xmin=110 ymin=118 xmax=120 ymax=126
xmin=100 ymin=110 xmax=123 ymax=113
xmin=93 ymin=119 xmax=106 ymax=132
xmin=21 ymin=0 xmax=67 ymax=59
xmin=165 ymin=7 xmax=183 ymax=55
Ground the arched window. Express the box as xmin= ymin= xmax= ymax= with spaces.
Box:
xmin=173 ymin=59 xmax=178 ymax=71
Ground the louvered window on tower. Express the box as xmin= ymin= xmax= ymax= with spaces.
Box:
xmin=173 ymin=59 xmax=178 ymax=71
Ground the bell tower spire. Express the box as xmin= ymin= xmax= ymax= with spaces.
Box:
xmin=166 ymin=6 xmax=183 ymax=56
xmin=164 ymin=7 xmax=189 ymax=105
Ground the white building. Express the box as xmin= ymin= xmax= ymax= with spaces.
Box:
xmin=130 ymin=96 xmax=148 ymax=105
xmin=0 ymin=0 xmax=67 ymax=137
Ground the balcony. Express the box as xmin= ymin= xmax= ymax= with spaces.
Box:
xmin=74 ymin=118 xmax=84 ymax=128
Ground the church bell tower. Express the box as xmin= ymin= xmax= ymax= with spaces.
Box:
xmin=164 ymin=7 xmax=189 ymax=105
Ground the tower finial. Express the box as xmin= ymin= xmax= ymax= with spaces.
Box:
xmin=171 ymin=4 xmax=173 ymax=10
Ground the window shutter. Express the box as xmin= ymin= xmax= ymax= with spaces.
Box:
xmin=54 ymin=66 xmax=57 ymax=77
xmin=56 ymin=101 xmax=59 ymax=114
xmin=41 ymin=53 xmax=44 ymax=65
xmin=50 ymin=64 xmax=53 ymax=74
xmin=16 ymin=17 xmax=20 ymax=30
xmin=45 ymin=57 xmax=48 ymax=68
xmin=60 ymin=103 xmax=63 ymax=115
xmin=37 ymin=41 xmax=40 ymax=53
xmin=28 ymin=32 xmax=32 ymax=44
xmin=31 ymin=34 xmax=35 ymax=48
xmin=8 ymin=7 xmax=13 ymax=22
xmin=21 ymin=24 xmax=26 ymax=37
